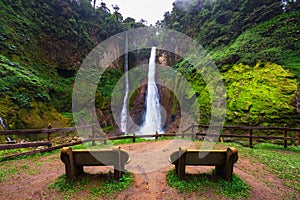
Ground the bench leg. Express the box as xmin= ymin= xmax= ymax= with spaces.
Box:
xmin=75 ymin=165 xmax=84 ymax=177
xmin=113 ymin=146 xmax=123 ymax=181
xmin=114 ymin=168 xmax=123 ymax=181
xmin=215 ymin=165 xmax=224 ymax=177
xmin=61 ymin=147 xmax=77 ymax=180
xmin=224 ymin=147 xmax=237 ymax=180
xmin=178 ymin=147 xmax=187 ymax=180
xmin=175 ymin=164 xmax=179 ymax=175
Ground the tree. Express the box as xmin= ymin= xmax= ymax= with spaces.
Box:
xmin=100 ymin=1 xmax=110 ymax=12
xmin=90 ymin=0 xmax=97 ymax=10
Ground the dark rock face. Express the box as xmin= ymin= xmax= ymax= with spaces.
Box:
xmin=158 ymin=84 xmax=181 ymax=133
xmin=129 ymin=84 xmax=147 ymax=128
xmin=127 ymin=83 xmax=181 ymax=134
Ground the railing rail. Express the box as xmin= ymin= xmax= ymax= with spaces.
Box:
xmin=182 ymin=124 xmax=300 ymax=148
xmin=0 ymin=125 xmax=91 ymax=135
xmin=1 ymin=124 xmax=299 ymax=160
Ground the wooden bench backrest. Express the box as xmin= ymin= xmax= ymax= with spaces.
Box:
xmin=169 ymin=148 xmax=237 ymax=166
xmin=61 ymin=147 xmax=130 ymax=166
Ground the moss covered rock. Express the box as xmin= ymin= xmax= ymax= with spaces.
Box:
xmin=223 ymin=62 xmax=297 ymax=126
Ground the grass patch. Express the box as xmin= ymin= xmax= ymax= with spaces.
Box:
xmin=166 ymin=169 xmax=250 ymax=199
xmin=0 ymin=164 xmax=17 ymax=181
xmin=0 ymin=148 xmax=28 ymax=157
xmin=49 ymin=172 xmax=133 ymax=199
xmin=90 ymin=173 xmax=133 ymax=197
xmin=110 ymin=138 xmax=149 ymax=145
xmin=0 ymin=149 xmax=61 ymax=162
xmin=225 ymin=142 xmax=300 ymax=194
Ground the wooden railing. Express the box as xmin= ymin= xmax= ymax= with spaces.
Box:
xmin=181 ymin=124 xmax=300 ymax=148
xmin=0 ymin=126 xmax=92 ymax=146
xmin=0 ymin=126 xmax=94 ymax=159
xmin=1 ymin=124 xmax=299 ymax=160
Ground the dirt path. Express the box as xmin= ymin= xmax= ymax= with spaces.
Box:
xmin=0 ymin=140 xmax=296 ymax=199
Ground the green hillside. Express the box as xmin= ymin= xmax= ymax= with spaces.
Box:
xmin=162 ymin=0 xmax=300 ymax=126
xmin=0 ymin=0 xmax=299 ymax=130
xmin=162 ymin=0 xmax=300 ymax=74
xmin=0 ymin=0 xmax=143 ymax=129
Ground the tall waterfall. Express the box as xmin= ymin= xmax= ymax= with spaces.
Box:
xmin=139 ymin=47 xmax=163 ymax=135
xmin=120 ymin=32 xmax=129 ymax=133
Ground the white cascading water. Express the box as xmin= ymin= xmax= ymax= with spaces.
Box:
xmin=139 ymin=47 xmax=163 ymax=135
xmin=0 ymin=116 xmax=6 ymax=130
xmin=120 ymin=32 xmax=129 ymax=134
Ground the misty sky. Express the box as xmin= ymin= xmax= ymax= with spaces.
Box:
xmin=99 ymin=0 xmax=176 ymax=25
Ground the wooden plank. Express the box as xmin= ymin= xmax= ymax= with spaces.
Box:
xmin=0 ymin=140 xmax=92 ymax=161
xmin=0 ymin=141 xmax=52 ymax=150
xmin=0 ymin=126 xmax=91 ymax=136
xmin=195 ymin=125 xmax=300 ymax=131
xmin=194 ymin=133 xmax=297 ymax=140
xmin=82 ymin=133 xmax=298 ymax=142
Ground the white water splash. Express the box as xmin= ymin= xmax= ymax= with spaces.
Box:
xmin=139 ymin=47 xmax=163 ymax=135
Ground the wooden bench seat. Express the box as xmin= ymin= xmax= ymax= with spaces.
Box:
xmin=169 ymin=147 xmax=238 ymax=180
xmin=60 ymin=146 xmax=130 ymax=181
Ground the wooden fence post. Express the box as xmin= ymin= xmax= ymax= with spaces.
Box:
xmin=191 ymin=124 xmax=195 ymax=141
xmin=155 ymin=131 xmax=158 ymax=140
xmin=92 ymin=126 xmax=96 ymax=146
xmin=133 ymin=133 xmax=136 ymax=143
xmin=297 ymin=131 xmax=300 ymax=146
xmin=47 ymin=123 xmax=52 ymax=142
xmin=249 ymin=129 xmax=253 ymax=148
xmin=104 ymin=134 xmax=107 ymax=145
xmin=283 ymin=124 xmax=288 ymax=148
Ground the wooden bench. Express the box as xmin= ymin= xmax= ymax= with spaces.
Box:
xmin=169 ymin=147 xmax=238 ymax=180
xmin=60 ymin=146 xmax=130 ymax=181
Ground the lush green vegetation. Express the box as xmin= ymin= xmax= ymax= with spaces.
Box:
xmin=176 ymin=60 xmax=298 ymax=126
xmin=0 ymin=0 xmax=144 ymax=130
xmin=224 ymin=62 xmax=297 ymax=126
xmin=0 ymin=54 xmax=71 ymax=130
xmin=0 ymin=0 xmax=144 ymax=69
xmin=0 ymin=0 xmax=299 ymax=132
xmin=211 ymin=10 xmax=300 ymax=76
xmin=167 ymin=169 xmax=250 ymax=199
xmin=166 ymin=1 xmax=300 ymax=126
xmin=162 ymin=0 xmax=299 ymax=57
xmin=48 ymin=173 xmax=133 ymax=199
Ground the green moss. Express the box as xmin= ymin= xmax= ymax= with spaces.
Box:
xmin=175 ymin=60 xmax=297 ymax=126
xmin=223 ymin=62 xmax=297 ymax=125
xmin=17 ymin=102 xmax=70 ymax=129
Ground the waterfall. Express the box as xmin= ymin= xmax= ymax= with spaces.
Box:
xmin=139 ymin=47 xmax=163 ymax=135
xmin=120 ymin=32 xmax=129 ymax=133
xmin=0 ymin=116 xmax=6 ymax=130
xmin=7 ymin=136 xmax=12 ymax=142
